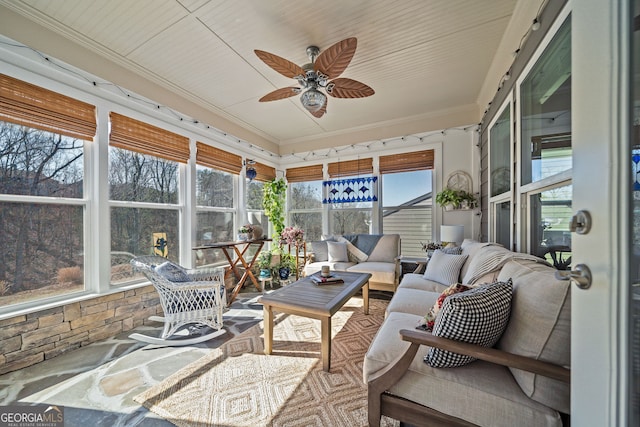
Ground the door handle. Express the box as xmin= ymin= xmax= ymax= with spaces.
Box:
xmin=555 ymin=264 xmax=592 ymax=289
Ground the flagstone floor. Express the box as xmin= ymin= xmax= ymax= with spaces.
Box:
xmin=0 ymin=287 xmax=392 ymax=427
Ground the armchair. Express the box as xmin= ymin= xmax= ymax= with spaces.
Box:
xmin=129 ymin=256 xmax=227 ymax=346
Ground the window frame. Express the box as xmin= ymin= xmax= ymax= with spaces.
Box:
xmin=488 ymin=95 xmax=514 ymax=249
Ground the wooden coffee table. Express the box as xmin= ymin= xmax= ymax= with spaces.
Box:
xmin=258 ymin=271 xmax=371 ymax=372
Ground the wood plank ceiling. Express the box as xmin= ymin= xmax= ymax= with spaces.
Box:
xmin=0 ymin=0 xmax=518 ymax=154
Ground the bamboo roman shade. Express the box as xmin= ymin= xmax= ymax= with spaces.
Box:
xmin=109 ymin=112 xmax=189 ymax=163
xmin=252 ymin=162 xmax=276 ymax=182
xmin=379 ymin=149 xmax=434 ymax=173
xmin=286 ymin=164 xmax=323 ymax=183
xmin=0 ymin=73 xmax=96 ymax=140
xmin=327 ymin=158 xmax=373 ymax=178
xmin=196 ymin=142 xmax=242 ymax=174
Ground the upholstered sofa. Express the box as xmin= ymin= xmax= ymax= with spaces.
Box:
xmin=364 ymin=240 xmax=571 ymax=426
xmin=303 ymin=234 xmax=400 ymax=293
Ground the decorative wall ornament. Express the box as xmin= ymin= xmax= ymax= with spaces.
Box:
xmin=323 ymin=176 xmax=377 ymax=204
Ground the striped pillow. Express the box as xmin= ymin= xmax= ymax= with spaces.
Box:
xmin=422 ymin=250 xmax=468 ymax=285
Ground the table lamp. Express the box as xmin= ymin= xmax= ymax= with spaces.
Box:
xmin=440 ymin=225 xmax=464 ymax=247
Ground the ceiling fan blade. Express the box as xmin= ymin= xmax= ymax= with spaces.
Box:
xmin=259 ymin=87 xmax=300 ymax=102
xmin=326 ymin=78 xmax=374 ymax=98
xmin=314 ymin=37 xmax=357 ymax=79
xmin=310 ymin=99 xmax=327 ymax=118
xmin=255 ymin=50 xmax=305 ymax=79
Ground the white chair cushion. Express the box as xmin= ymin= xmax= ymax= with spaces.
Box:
xmin=347 ymin=261 xmax=396 ymax=284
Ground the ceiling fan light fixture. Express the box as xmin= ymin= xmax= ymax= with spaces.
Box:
xmin=300 ymin=88 xmax=326 ymax=113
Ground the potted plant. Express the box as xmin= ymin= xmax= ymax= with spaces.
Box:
xmin=256 ymin=250 xmax=273 ymax=278
xmin=262 ymin=178 xmax=287 ymax=239
xmin=277 ymin=252 xmax=296 ymax=281
xmin=435 ymin=188 xmax=477 ymax=210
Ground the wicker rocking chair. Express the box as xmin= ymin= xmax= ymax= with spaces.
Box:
xmin=129 ymin=256 xmax=227 ymax=346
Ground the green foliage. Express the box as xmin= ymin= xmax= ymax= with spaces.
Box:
xmin=435 ymin=188 xmax=477 ymax=209
xmin=278 ymin=252 xmax=296 ymax=270
xmin=256 ymin=250 xmax=272 ymax=269
xmin=262 ymin=177 xmax=287 ymax=239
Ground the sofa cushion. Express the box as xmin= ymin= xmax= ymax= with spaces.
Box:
xmin=422 ymin=283 xmax=473 ymax=330
xmin=425 ymin=279 xmax=513 ymax=368
xmin=327 ymin=241 xmax=349 ymax=262
xmin=386 ymin=287 xmax=440 ymax=317
xmin=497 ymin=260 xmax=571 ymax=414
xmin=347 ymin=261 xmax=396 ymax=285
xmin=385 ymin=356 xmax=563 ymax=427
xmin=155 ymin=261 xmax=190 ymax=282
xmin=309 ymin=240 xmax=329 ymax=262
xmin=367 ymin=234 xmax=400 ymax=263
xmin=397 ymin=273 xmax=448 ymax=293
xmin=422 ymin=250 xmax=467 ymax=285
xmin=337 ymin=236 xmax=369 ymax=262
xmin=363 ymin=311 xmax=424 ymax=378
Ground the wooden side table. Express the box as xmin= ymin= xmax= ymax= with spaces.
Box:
xmin=397 ymin=256 xmax=429 ymax=276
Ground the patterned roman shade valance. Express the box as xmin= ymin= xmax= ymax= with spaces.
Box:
xmin=109 ymin=112 xmax=189 ymax=163
xmin=327 ymin=158 xmax=373 ymax=178
xmin=286 ymin=164 xmax=323 ymax=182
xmin=0 ymin=73 xmax=96 ymax=140
xmin=196 ymin=142 xmax=242 ymax=174
xmin=379 ymin=149 xmax=434 ymax=173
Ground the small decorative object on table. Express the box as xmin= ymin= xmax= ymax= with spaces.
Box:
xmin=321 ymin=265 xmax=331 ymax=277
xmin=252 ymin=224 xmax=263 ymax=240
xmin=311 ymin=272 xmax=344 ymax=285
xmin=421 ymin=241 xmax=443 ymax=258
xmin=239 ymin=224 xmax=254 ymax=241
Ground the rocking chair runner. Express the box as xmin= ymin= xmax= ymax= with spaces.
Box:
xmin=129 ymin=256 xmax=227 ymax=346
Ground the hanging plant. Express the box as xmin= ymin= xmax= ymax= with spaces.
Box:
xmin=435 ymin=188 xmax=477 ymax=210
xmin=262 ymin=177 xmax=287 ymax=240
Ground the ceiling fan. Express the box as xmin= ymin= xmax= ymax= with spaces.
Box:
xmin=255 ymin=37 xmax=374 ymax=118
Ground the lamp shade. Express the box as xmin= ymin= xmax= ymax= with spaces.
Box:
xmin=300 ymin=88 xmax=326 ymax=113
xmin=440 ymin=225 xmax=464 ymax=245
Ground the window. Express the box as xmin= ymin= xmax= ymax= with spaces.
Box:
xmin=0 ymin=74 xmax=95 ymax=309
xmin=489 ymin=100 xmax=513 ymax=248
xmin=109 ymin=113 xmax=187 ymax=284
xmin=287 ymin=164 xmax=323 ymax=241
xmin=245 ymin=161 xmax=274 ymax=256
xmin=193 ymin=142 xmax=242 ymax=267
xmin=289 ymin=180 xmax=323 ymax=241
xmin=517 ymin=16 xmax=572 ymax=258
xmin=526 ymin=182 xmax=572 ymax=270
xmin=520 ymin=18 xmax=571 ymax=186
xmin=325 ymin=159 xmax=374 ymax=236
xmin=380 ymin=150 xmax=435 ymax=256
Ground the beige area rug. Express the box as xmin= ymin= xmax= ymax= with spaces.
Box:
xmin=134 ymin=297 xmax=398 ymax=427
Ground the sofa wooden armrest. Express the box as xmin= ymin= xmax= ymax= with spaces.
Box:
xmin=400 ymin=329 xmax=570 ymax=383
xmin=367 ymin=329 xmax=570 ymax=427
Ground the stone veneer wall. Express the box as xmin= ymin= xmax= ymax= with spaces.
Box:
xmin=0 ymin=285 xmax=162 ymax=375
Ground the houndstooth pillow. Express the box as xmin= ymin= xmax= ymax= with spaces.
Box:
xmin=425 ymin=279 xmax=513 ymax=368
